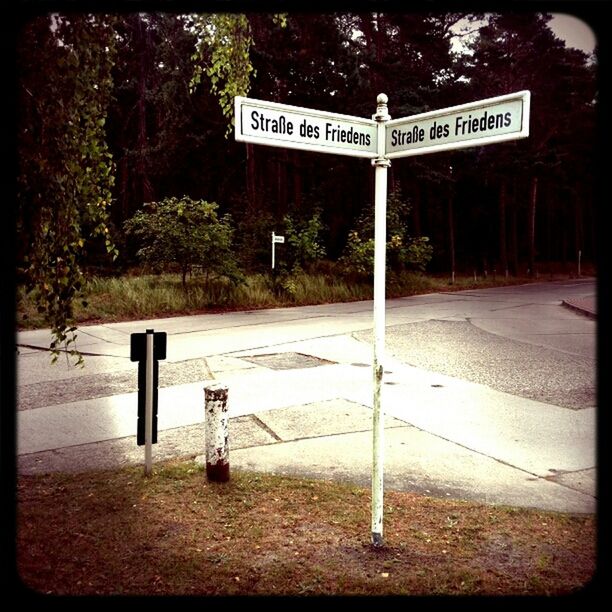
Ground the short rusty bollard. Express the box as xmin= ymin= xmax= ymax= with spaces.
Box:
xmin=204 ymin=384 xmax=230 ymax=482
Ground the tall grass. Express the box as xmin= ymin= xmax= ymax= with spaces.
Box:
xmin=289 ymin=274 xmax=372 ymax=305
xmin=16 ymin=269 xmax=557 ymax=330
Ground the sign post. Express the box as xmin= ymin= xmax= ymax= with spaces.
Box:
xmin=371 ymin=94 xmax=391 ymax=547
xmin=234 ymin=91 xmax=529 ymax=547
xmin=271 ymin=231 xmax=285 ymax=269
xmin=145 ymin=331 xmax=154 ymax=475
xmin=130 ymin=329 xmax=167 ymax=477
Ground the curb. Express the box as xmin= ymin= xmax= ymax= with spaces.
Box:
xmin=561 ymin=299 xmax=596 ymax=320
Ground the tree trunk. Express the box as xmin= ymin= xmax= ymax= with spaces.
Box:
xmin=136 ymin=15 xmax=154 ymax=206
xmin=509 ymin=181 xmax=518 ymax=276
xmin=448 ymin=189 xmax=455 ymax=283
xmin=546 ymin=182 xmax=552 ymax=276
xmin=498 ymin=179 xmax=508 ymax=276
xmin=412 ymin=183 xmax=422 ymax=236
xmin=574 ymin=188 xmax=583 ymax=269
xmin=527 ymin=176 xmax=538 ymax=276
xmin=374 ymin=13 xmax=385 ymax=98
xmin=277 ymin=149 xmax=288 ymax=217
xmin=293 ymin=152 xmax=302 ymax=211
xmin=117 ymin=156 xmax=130 ymax=225
xmin=246 ymin=143 xmax=257 ymax=207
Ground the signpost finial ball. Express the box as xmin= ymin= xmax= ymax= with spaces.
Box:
xmin=377 ymin=93 xmax=388 ymax=105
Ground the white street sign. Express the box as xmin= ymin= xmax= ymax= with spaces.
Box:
xmin=385 ymin=90 xmax=530 ymax=159
xmin=235 ymin=90 xmax=530 ymax=547
xmin=235 ymin=97 xmax=378 ymax=158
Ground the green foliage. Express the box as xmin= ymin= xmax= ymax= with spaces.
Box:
xmin=267 ymin=208 xmax=328 ymax=298
xmin=265 ymin=269 xmax=298 ymax=301
xmin=340 ymin=188 xmax=433 ymax=278
xmin=234 ymin=208 xmax=276 ymax=272
xmin=283 ymin=210 xmax=327 ymax=272
xmin=339 ymin=231 xmax=375 ymax=277
xmin=15 ymin=12 xmax=598 ymax=362
xmin=123 ymin=196 xmax=243 ymax=288
xmin=190 ymin=14 xmax=255 ymax=126
xmin=17 ymin=15 xmax=118 ymax=365
xmin=402 ymin=237 xmax=434 ymax=272
xmin=108 ymin=14 xmax=205 ymax=223
xmin=189 ymin=13 xmax=286 ymax=132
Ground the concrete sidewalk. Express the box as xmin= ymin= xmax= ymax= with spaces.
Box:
xmin=17 ymin=304 xmax=597 ymax=515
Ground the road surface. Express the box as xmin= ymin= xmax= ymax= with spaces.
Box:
xmin=15 ymin=278 xmax=597 ymax=513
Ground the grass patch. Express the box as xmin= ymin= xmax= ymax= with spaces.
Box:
xmin=17 ymin=459 xmax=596 ymax=596
xmin=15 ymin=268 xmax=572 ymax=330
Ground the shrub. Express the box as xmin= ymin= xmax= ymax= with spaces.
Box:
xmin=123 ymin=196 xmax=243 ymax=288
xmin=234 ymin=209 xmax=276 ymax=272
xmin=283 ymin=209 xmax=327 ymax=272
xmin=340 ymin=187 xmax=433 ymax=278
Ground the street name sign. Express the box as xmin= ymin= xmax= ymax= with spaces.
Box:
xmin=235 ymin=96 xmax=378 ymax=158
xmin=385 ymin=90 xmax=530 ymax=159
xmin=234 ymin=90 xmax=530 ymax=547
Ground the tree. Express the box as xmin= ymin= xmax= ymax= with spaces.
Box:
xmin=189 ymin=13 xmax=286 ymax=123
xmin=124 ymin=196 xmax=242 ymax=288
xmin=460 ymin=13 xmax=597 ymax=275
xmin=16 ymin=14 xmax=117 ymax=364
xmin=108 ymin=14 xmax=216 ymax=226
xmin=340 ymin=187 xmax=433 ymax=278
xmin=16 ymin=12 xmax=277 ymax=364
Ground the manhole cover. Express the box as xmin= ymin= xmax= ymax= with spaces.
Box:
xmin=241 ymin=352 xmax=336 ymax=370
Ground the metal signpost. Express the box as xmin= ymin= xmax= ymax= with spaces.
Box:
xmin=271 ymin=231 xmax=285 ymax=269
xmin=235 ymin=91 xmax=530 ymax=546
xmin=370 ymin=95 xmax=391 ymax=546
xmin=130 ymin=329 xmax=167 ymax=476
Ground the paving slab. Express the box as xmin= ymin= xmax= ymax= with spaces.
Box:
xmin=255 ymin=399 xmax=403 ymax=441
xmin=17 ymin=414 xmax=278 ymax=476
xmin=15 ymin=283 xmax=597 ymax=515
xmin=547 ymin=468 xmax=597 ymax=498
xmin=226 ymin=426 xmax=595 ymax=514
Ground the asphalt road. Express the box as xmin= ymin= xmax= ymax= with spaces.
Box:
xmin=15 ymin=278 xmax=597 ymax=513
xmin=17 ymin=278 xmax=596 ymax=398
xmin=357 ymin=290 xmax=596 ymax=411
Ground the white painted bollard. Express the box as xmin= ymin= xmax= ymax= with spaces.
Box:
xmin=371 ymin=93 xmax=391 ymax=548
xmin=204 ymin=384 xmax=230 ymax=482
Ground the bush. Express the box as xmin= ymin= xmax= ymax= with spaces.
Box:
xmin=283 ymin=209 xmax=327 ymax=272
xmin=234 ymin=208 xmax=276 ymax=272
xmin=123 ymin=196 xmax=243 ymax=288
xmin=340 ymin=187 xmax=433 ymax=278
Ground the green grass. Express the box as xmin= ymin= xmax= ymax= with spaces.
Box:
xmin=16 ymin=267 xmax=570 ymax=330
xmin=17 ymin=459 xmax=597 ymax=596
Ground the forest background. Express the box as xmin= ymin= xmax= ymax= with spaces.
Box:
xmin=13 ymin=9 xmax=600 ymax=356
